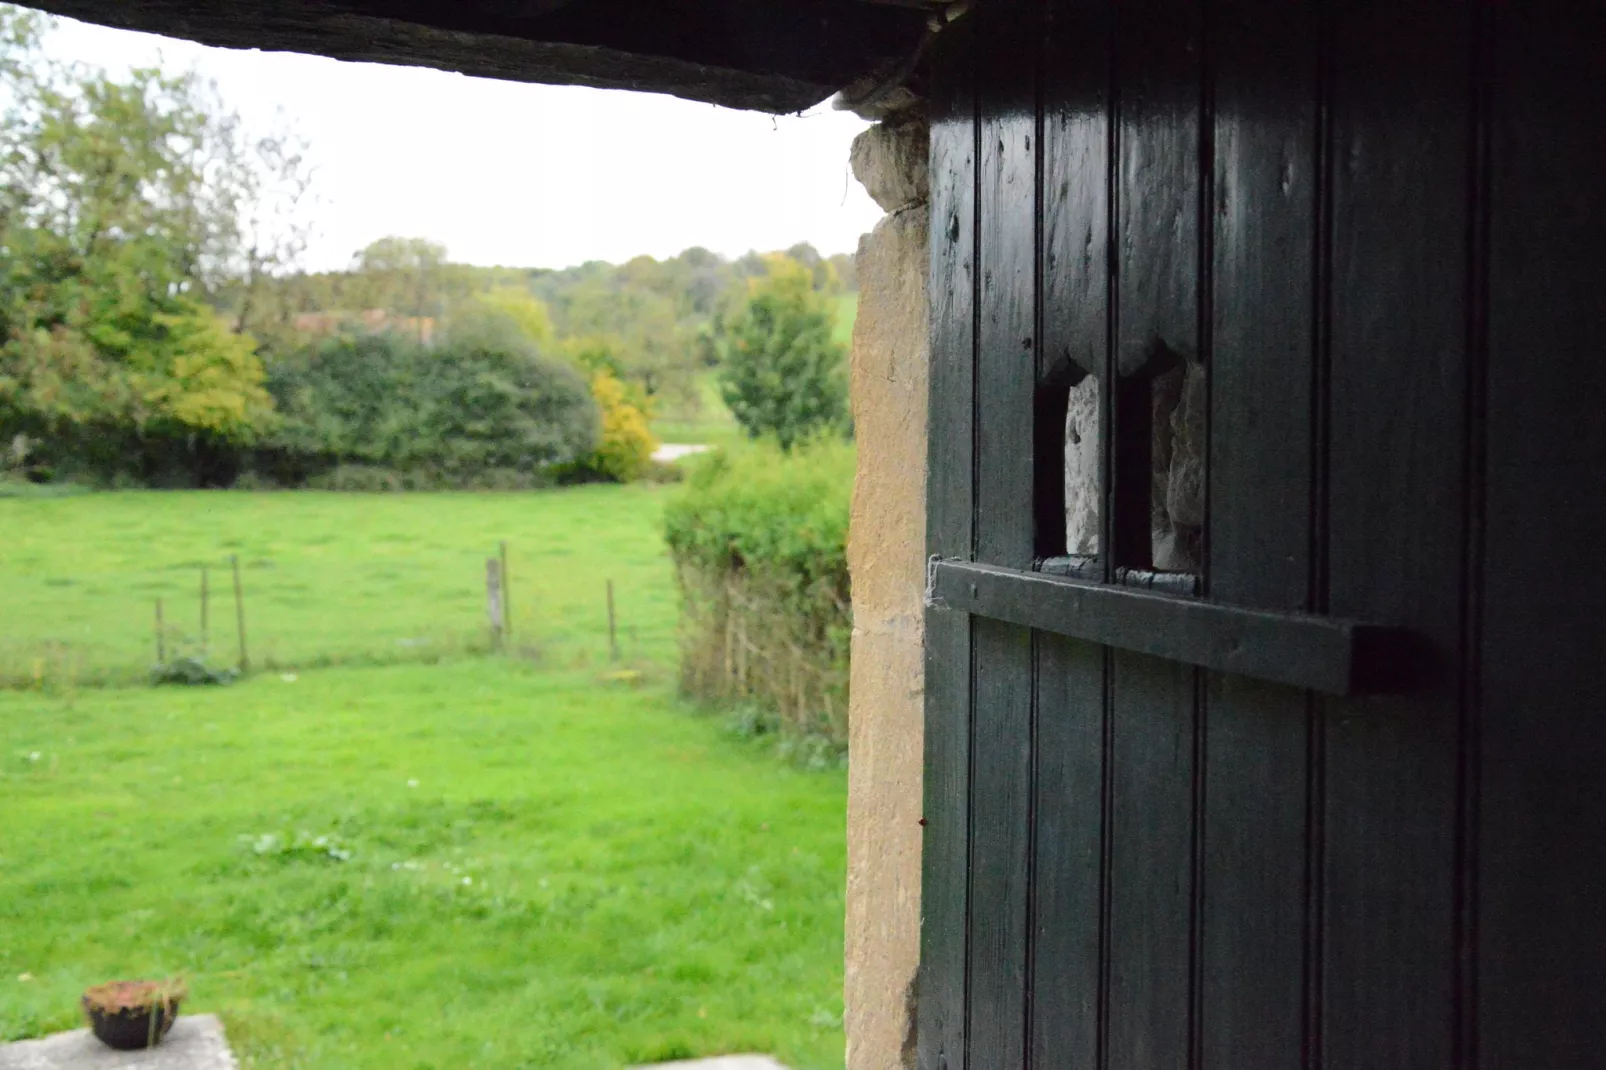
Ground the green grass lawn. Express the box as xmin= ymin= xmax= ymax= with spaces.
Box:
xmin=0 ymin=660 xmax=847 ymax=1067
xmin=0 ymin=486 xmax=681 ymax=689
xmin=650 ymin=375 xmax=742 ymax=452
xmin=0 ymin=486 xmax=848 ymax=1066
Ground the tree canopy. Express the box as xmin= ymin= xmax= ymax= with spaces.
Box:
xmin=714 ymin=256 xmax=850 ymax=451
xmin=0 ymin=6 xmax=284 ymax=481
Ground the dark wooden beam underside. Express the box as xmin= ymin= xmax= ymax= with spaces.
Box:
xmin=25 ymin=0 xmax=931 ymax=113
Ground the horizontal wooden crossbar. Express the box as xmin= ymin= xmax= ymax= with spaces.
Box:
xmin=928 ymin=560 xmax=1413 ymax=695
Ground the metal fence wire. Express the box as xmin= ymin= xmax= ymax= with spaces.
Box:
xmin=1 ymin=548 xmax=674 ymax=691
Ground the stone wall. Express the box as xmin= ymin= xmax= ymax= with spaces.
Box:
xmin=843 ymin=112 xmax=929 ymax=1070
xmin=1061 ymin=353 xmax=1207 ymax=569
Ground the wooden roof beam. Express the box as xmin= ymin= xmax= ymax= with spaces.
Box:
xmin=24 ymin=0 xmax=933 ymax=113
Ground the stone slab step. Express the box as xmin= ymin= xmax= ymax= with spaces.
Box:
xmin=0 ymin=1015 xmax=235 ymax=1070
xmin=630 ymin=1058 xmax=787 ymax=1070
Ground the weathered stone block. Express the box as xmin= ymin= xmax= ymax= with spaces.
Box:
xmin=845 ymin=111 xmax=929 ymax=1070
xmin=849 ymin=119 xmax=930 ymax=214
xmin=1064 ymin=372 xmax=1101 ymax=554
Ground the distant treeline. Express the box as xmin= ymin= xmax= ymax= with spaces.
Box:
xmin=231 ymin=238 xmax=855 ymax=408
xmin=245 ymin=239 xmax=854 ymax=489
xmin=0 ymin=7 xmax=855 ymax=490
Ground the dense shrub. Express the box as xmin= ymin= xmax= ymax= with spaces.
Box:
xmin=1 ymin=298 xmax=277 ymax=485
xmin=581 ymin=369 xmax=657 ymax=483
xmin=663 ymin=440 xmax=853 ymax=746
xmin=263 ymin=321 xmax=600 ymax=485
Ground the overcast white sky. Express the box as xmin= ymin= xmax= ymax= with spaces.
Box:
xmin=40 ymin=14 xmax=883 ymax=273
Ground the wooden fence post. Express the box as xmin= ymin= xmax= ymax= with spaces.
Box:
xmin=200 ymin=565 xmax=210 ymax=659
xmin=486 ymin=558 xmax=504 ymax=648
xmin=499 ymin=540 xmax=512 ymax=643
xmin=231 ymin=555 xmax=249 ymax=672
xmin=607 ymin=579 xmax=619 ymax=661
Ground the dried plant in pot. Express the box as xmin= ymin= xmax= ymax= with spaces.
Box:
xmin=81 ymin=977 xmax=186 ymax=1050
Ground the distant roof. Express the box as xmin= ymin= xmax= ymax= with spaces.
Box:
xmin=26 ymin=0 xmax=938 ymax=113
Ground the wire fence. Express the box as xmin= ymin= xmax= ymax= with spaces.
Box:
xmin=1 ymin=544 xmax=677 ymax=692
xmin=674 ymin=561 xmax=850 ymax=746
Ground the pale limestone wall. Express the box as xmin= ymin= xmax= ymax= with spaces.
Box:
xmin=844 ymin=114 xmax=929 ymax=1070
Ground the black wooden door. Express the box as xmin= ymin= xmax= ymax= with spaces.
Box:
xmin=919 ymin=1 xmax=1606 ymax=1067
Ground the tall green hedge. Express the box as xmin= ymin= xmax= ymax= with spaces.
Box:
xmin=260 ymin=322 xmax=600 ymax=487
xmin=663 ymin=441 xmax=853 ymax=748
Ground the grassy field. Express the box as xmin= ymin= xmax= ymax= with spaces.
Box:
xmin=0 ymin=486 xmax=848 ymax=1067
xmin=650 ymin=375 xmax=742 ymax=452
xmin=0 ymin=661 xmax=847 ymax=1067
xmin=0 ymin=486 xmax=681 ymax=689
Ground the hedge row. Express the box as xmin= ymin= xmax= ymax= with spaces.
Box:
xmin=663 ymin=441 xmax=853 ymax=749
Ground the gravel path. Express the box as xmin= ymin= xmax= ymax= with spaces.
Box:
xmin=651 ymin=443 xmax=713 ymax=463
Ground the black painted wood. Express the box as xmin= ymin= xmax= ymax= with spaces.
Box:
xmin=1028 ymin=0 xmax=1111 ymax=1062
xmin=1105 ymin=3 xmax=1205 ymax=1064
xmin=967 ymin=617 xmax=1033 ymax=1070
xmin=1026 ymin=636 xmax=1105 ymax=1070
xmin=1321 ymin=1 xmax=1468 ymax=1065
xmin=931 ymin=561 xmax=1399 ymax=695
xmin=1200 ymin=0 xmax=1318 ymax=1065
xmin=923 ymin=3 xmax=1606 ymax=1067
xmin=973 ymin=0 xmax=1039 ymax=575
xmin=1478 ymin=5 xmax=1606 ymax=1066
xmin=918 ymin=13 xmax=976 ymax=1070
xmin=965 ymin=2 xmax=1038 ymax=1065
xmin=1107 ymin=650 xmax=1197 ymax=1070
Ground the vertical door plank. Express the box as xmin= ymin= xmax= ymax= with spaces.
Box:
xmin=920 ymin=14 xmax=978 ymax=1070
xmin=1028 ymin=636 xmax=1106 ymax=1069
xmin=1201 ymin=0 xmax=1317 ymax=1066
xmin=1208 ymin=0 xmax=1317 ymax=605
xmin=1478 ymin=6 xmax=1606 ymax=1066
xmin=968 ymin=617 xmax=1034 ymax=1070
xmin=1322 ymin=1 xmax=1468 ymax=1065
xmin=1106 ymin=1 xmax=1204 ymax=1067
xmin=1114 ymin=1 xmax=1202 ymax=364
xmin=1029 ymin=2 xmax=1112 ymax=1067
xmin=967 ymin=1 xmax=1039 ymax=1066
xmin=971 ymin=0 xmax=1038 ymax=571
xmin=1107 ymin=652 xmax=1198 ymax=1069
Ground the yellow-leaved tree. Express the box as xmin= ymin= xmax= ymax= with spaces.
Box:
xmin=469 ymin=287 xmax=555 ymax=349
xmin=585 ymin=368 xmax=656 ymax=482
xmin=139 ymin=303 xmax=277 ymax=440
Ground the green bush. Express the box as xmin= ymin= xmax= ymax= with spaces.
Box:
xmin=263 ymin=321 xmax=600 ymax=486
xmin=570 ymin=369 xmax=657 ymax=484
xmin=714 ymin=261 xmax=849 ymax=451
xmin=664 ymin=440 xmax=853 ymax=747
xmin=665 ymin=440 xmax=852 ymax=583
